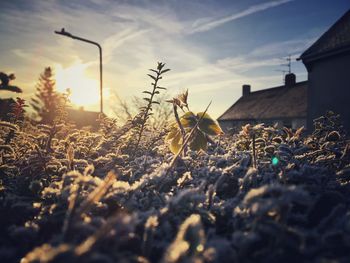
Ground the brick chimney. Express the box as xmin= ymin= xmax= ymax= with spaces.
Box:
xmin=285 ymin=73 xmax=296 ymax=88
xmin=242 ymin=84 xmax=251 ymax=96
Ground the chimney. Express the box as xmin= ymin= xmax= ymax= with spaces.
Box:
xmin=285 ymin=73 xmax=296 ymax=88
xmin=242 ymin=84 xmax=251 ymax=96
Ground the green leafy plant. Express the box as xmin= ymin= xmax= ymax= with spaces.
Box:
xmin=165 ymin=90 xmax=223 ymax=154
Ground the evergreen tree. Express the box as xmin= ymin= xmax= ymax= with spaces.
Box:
xmin=30 ymin=67 xmax=61 ymax=124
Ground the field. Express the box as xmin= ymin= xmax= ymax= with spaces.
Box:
xmin=0 ymin=108 xmax=349 ymax=263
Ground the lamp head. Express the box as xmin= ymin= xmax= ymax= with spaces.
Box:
xmin=54 ymin=28 xmax=73 ymax=38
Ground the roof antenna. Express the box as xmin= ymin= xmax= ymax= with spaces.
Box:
xmin=275 ymin=54 xmax=292 ymax=84
xmin=280 ymin=54 xmax=292 ymax=74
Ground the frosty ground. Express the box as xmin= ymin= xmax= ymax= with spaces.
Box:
xmin=0 ymin=111 xmax=349 ymax=263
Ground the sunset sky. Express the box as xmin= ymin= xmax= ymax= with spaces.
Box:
xmin=0 ymin=0 xmax=349 ymax=118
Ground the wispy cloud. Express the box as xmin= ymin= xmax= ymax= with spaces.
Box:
xmin=217 ymin=57 xmax=283 ymax=72
xmin=188 ymin=0 xmax=294 ymax=34
xmin=215 ymin=37 xmax=316 ymax=73
xmin=250 ymin=38 xmax=316 ymax=57
xmin=103 ymin=28 xmax=150 ymax=63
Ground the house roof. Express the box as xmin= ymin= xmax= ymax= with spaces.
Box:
xmin=217 ymin=81 xmax=308 ymax=121
xmin=0 ymin=98 xmax=15 ymax=121
xmin=67 ymin=108 xmax=101 ymax=128
xmin=299 ymin=9 xmax=350 ymax=62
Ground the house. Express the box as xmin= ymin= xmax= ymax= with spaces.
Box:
xmin=1 ymin=97 xmax=101 ymax=128
xmin=0 ymin=98 xmax=15 ymax=121
xmin=66 ymin=107 xmax=102 ymax=130
xmin=298 ymin=9 xmax=350 ymax=132
xmin=218 ymin=9 xmax=350 ymax=133
xmin=217 ymin=74 xmax=307 ymax=132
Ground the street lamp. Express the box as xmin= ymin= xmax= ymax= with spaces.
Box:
xmin=54 ymin=28 xmax=103 ymax=113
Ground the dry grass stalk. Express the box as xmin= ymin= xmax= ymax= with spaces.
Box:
xmin=76 ymin=170 xmax=116 ymax=216
xmin=61 ymin=179 xmax=83 ymax=240
xmin=74 ymin=211 xmax=123 ymax=256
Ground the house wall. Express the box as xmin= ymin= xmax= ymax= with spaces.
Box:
xmin=292 ymin=118 xmax=307 ymax=130
xmin=306 ymin=52 xmax=350 ymax=132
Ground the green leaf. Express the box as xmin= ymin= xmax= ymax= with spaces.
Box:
xmin=197 ymin=112 xmax=223 ymax=135
xmin=169 ymin=130 xmax=182 ymax=154
xmin=161 ymin=69 xmax=170 ymax=74
xmin=189 ymin=129 xmax=207 ymax=152
xmin=180 ymin=111 xmax=197 ymax=128
xmin=147 ymin=74 xmax=157 ymax=81
xmin=31 ymin=98 xmax=40 ymax=104
xmin=149 ymin=69 xmax=158 ymax=74
xmin=165 ymin=126 xmax=178 ymax=141
xmin=30 ymin=104 xmax=41 ymax=112
xmin=157 ymin=62 xmax=164 ymax=71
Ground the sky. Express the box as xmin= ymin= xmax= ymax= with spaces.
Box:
xmin=0 ymin=0 xmax=349 ymax=119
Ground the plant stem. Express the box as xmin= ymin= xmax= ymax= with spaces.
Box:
xmin=252 ymin=133 xmax=257 ymax=168
xmin=173 ymin=104 xmax=186 ymax=155
xmin=135 ymin=70 xmax=161 ymax=149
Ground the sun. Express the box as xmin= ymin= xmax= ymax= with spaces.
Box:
xmin=55 ymin=63 xmax=108 ymax=108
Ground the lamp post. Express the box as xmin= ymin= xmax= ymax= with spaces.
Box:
xmin=54 ymin=28 xmax=103 ymax=113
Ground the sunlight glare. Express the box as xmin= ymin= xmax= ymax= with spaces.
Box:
xmin=55 ymin=63 xmax=108 ymax=108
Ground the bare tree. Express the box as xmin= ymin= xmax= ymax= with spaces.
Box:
xmin=111 ymin=93 xmax=172 ymax=129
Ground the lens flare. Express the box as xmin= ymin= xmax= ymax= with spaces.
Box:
xmin=272 ymin=156 xmax=279 ymax=166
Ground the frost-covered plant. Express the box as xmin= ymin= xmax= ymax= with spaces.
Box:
xmin=162 ymin=214 xmax=205 ymax=263
xmin=0 ymin=98 xmax=28 ymax=144
xmin=239 ymin=123 xmax=264 ymax=168
xmin=8 ymin=97 xmax=27 ymax=123
xmin=165 ymin=90 xmax=223 ymax=154
xmin=98 ymin=114 xmax=118 ymax=136
xmin=37 ymin=123 xmax=64 ymax=153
